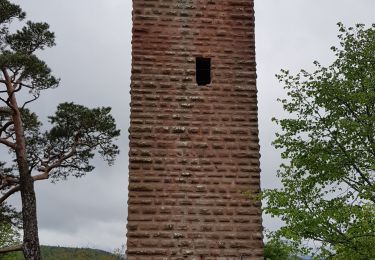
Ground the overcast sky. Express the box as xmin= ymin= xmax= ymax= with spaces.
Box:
xmin=6 ymin=0 xmax=375 ymax=253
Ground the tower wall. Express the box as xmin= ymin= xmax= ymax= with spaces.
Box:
xmin=127 ymin=0 xmax=263 ymax=258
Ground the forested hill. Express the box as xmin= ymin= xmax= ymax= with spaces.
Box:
xmin=0 ymin=246 xmax=124 ymax=260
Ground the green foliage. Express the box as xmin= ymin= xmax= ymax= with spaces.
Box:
xmin=16 ymin=103 xmax=120 ymax=183
xmin=0 ymin=1 xmax=59 ymax=93
xmin=0 ymin=203 xmax=22 ymax=260
xmin=43 ymin=102 xmax=120 ymax=181
xmin=0 ymin=203 xmax=21 ymax=251
xmin=264 ymin=237 xmax=300 ymax=260
xmin=6 ymin=21 xmax=55 ymax=53
xmin=0 ymin=0 xmax=24 ymax=25
xmin=0 ymin=51 xmax=59 ymax=92
xmin=0 ymin=0 xmax=25 ymax=51
xmin=263 ymin=23 xmax=375 ymax=259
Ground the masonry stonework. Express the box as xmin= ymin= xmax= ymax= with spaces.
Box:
xmin=127 ymin=0 xmax=263 ymax=258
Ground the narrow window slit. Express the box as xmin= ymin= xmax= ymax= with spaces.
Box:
xmin=196 ymin=57 xmax=211 ymax=86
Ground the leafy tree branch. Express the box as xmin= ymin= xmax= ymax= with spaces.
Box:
xmin=263 ymin=23 xmax=375 ymax=259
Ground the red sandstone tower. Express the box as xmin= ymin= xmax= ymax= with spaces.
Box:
xmin=127 ymin=0 xmax=263 ymax=258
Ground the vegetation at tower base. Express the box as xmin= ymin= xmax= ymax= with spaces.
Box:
xmin=262 ymin=23 xmax=375 ymax=259
xmin=0 ymin=0 xmax=120 ymax=259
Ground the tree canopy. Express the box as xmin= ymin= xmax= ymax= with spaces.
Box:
xmin=263 ymin=23 xmax=375 ymax=259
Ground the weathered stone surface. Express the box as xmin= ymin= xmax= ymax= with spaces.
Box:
xmin=127 ymin=0 xmax=263 ymax=259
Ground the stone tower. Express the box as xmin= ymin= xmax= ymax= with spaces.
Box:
xmin=127 ymin=0 xmax=263 ymax=258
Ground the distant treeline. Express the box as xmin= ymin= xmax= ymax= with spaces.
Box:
xmin=0 ymin=245 xmax=124 ymax=260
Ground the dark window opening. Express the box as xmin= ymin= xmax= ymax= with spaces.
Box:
xmin=196 ymin=57 xmax=211 ymax=86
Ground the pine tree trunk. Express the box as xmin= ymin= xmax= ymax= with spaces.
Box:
xmin=4 ymin=74 xmax=42 ymax=259
xmin=18 ymin=159 xmax=41 ymax=260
